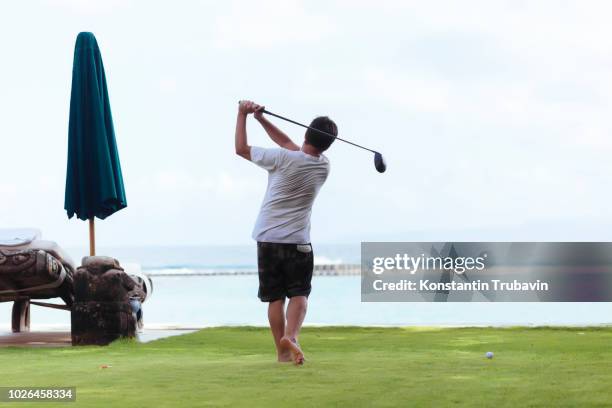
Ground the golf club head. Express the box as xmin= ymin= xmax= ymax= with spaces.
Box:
xmin=374 ymin=152 xmax=386 ymax=173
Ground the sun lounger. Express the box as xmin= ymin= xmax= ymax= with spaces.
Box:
xmin=0 ymin=229 xmax=76 ymax=332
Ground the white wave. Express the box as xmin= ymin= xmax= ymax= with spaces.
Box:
xmin=314 ymin=256 xmax=344 ymax=265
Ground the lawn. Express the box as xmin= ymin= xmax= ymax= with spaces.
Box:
xmin=1 ymin=326 xmax=612 ymax=407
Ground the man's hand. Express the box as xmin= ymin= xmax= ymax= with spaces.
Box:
xmin=239 ymin=100 xmax=264 ymax=116
xmin=254 ymin=105 xmax=265 ymax=120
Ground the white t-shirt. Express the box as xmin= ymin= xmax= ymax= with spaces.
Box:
xmin=250 ymin=146 xmax=330 ymax=244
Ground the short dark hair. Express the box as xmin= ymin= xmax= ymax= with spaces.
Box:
xmin=305 ymin=116 xmax=338 ymax=152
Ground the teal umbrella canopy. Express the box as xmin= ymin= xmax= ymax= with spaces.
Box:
xmin=65 ymin=32 xmax=126 ymax=221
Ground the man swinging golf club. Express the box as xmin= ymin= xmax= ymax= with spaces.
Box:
xmin=235 ymin=100 xmax=337 ymax=364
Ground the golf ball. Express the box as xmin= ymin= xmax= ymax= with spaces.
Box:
xmin=485 ymin=352 xmax=494 ymax=359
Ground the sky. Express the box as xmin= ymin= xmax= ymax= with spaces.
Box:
xmin=0 ymin=0 xmax=611 ymax=247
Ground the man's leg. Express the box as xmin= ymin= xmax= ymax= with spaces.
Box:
xmin=285 ymin=295 xmax=307 ymax=340
xmin=280 ymin=244 xmax=313 ymax=365
xmin=268 ymin=298 xmax=291 ymax=362
xmin=281 ymin=296 xmax=307 ymax=364
xmin=257 ymin=242 xmax=290 ymax=362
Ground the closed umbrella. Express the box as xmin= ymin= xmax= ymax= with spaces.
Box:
xmin=64 ymin=32 xmax=127 ymax=256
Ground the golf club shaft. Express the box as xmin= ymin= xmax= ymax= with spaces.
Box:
xmin=261 ymin=109 xmax=378 ymax=154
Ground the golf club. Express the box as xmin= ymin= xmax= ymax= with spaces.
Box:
xmin=239 ymin=102 xmax=387 ymax=173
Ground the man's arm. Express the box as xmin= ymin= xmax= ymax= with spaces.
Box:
xmin=254 ymin=110 xmax=300 ymax=151
xmin=235 ymin=100 xmax=259 ymax=160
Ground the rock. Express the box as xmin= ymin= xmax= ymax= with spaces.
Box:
xmin=71 ymin=301 xmax=136 ymax=346
xmin=71 ymin=256 xmax=143 ymax=346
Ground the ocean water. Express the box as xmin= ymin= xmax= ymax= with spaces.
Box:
xmin=1 ymin=244 xmax=611 ymax=329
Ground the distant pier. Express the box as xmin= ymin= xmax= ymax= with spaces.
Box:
xmin=146 ymin=264 xmax=361 ymax=277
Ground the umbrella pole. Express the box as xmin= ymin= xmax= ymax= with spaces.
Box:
xmin=89 ymin=218 xmax=96 ymax=256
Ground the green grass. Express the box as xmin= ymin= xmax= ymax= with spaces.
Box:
xmin=2 ymin=326 xmax=612 ymax=407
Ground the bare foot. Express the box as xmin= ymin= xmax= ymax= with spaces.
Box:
xmin=280 ymin=336 xmax=305 ymax=365
xmin=277 ymin=350 xmax=292 ymax=363
xmin=277 ymin=337 xmax=294 ymax=362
